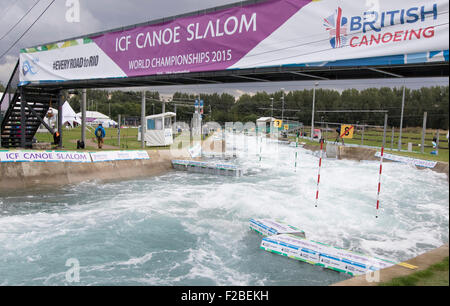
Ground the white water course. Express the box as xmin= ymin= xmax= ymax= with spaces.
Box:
xmin=0 ymin=134 xmax=448 ymax=285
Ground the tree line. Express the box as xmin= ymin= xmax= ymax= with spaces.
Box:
xmin=67 ymin=86 xmax=449 ymax=129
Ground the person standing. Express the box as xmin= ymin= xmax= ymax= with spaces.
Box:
xmin=95 ymin=123 xmax=106 ymax=149
xmin=334 ymin=125 xmax=344 ymax=145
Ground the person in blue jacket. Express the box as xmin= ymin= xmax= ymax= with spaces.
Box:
xmin=94 ymin=123 xmax=106 ymax=149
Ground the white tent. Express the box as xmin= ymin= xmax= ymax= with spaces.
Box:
xmin=62 ymin=101 xmax=81 ymax=127
xmin=75 ymin=111 xmax=116 ymax=127
xmin=46 ymin=102 xmax=81 ymax=127
xmin=38 ymin=102 xmax=81 ymax=131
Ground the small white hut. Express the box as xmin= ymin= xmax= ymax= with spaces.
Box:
xmin=138 ymin=112 xmax=176 ymax=146
xmin=256 ymin=117 xmax=276 ymax=134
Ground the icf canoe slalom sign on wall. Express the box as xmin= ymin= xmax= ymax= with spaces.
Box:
xmin=19 ymin=0 xmax=449 ymax=84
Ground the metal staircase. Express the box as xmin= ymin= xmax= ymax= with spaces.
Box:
xmin=1 ymin=60 xmax=58 ymax=148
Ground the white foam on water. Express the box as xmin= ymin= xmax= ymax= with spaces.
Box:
xmin=0 ymin=133 xmax=447 ymax=285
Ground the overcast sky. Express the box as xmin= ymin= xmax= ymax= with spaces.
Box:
xmin=0 ymin=0 xmax=448 ymax=98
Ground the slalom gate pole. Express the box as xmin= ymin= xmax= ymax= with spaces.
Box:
xmin=259 ymin=135 xmax=262 ymax=162
xmin=256 ymin=127 xmax=259 ymax=162
xmin=376 ymin=147 xmax=384 ymax=218
xmin=295 ymin=133 xmax=299 ymax=172
xmin=295 ymin=151 xmax=298 ymax=172
xmin=315 ymin=138 xmax=324 ymax=208
xmin=376 ymin=114 xmax=388 ymax=218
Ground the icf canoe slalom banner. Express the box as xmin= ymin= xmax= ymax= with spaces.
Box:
xmin=19 ymin=0 xmax=449 ymax=84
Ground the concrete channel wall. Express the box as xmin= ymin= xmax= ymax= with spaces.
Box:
xmin=332 ymin=243 xmax=449 ymax=286
xmin=304 ymin=143 xmax=449 ymax=177
xmin=0 ymin=136 xmax=225 ymax=193
xmin=0 ymin=149 xmax=191 ymax=192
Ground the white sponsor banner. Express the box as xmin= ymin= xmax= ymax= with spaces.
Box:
xmin=19 ymin=0 xmax=449 ymax=84
xmin=261 ymin=234 xmax=396 ymax=275
xmin=232 ymin=0 xmax=449 ymax=69
xmin=374 ymin=151 xmax=437 ymax=168
xmin=0 ymin=150 xmax=91 ymax=163
xmin=90 ymin=150 xmax=150 ymax=162
xmin=0 ymin=150 xmax=149 ymax=163
xmin=249 ymin=218 xmax=305 ymax=237
xmin=20 ymin=41 xmax=126 ymax=83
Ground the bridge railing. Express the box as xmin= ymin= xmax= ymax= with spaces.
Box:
xmin=0 ymin=60 xmax=20 ymax=127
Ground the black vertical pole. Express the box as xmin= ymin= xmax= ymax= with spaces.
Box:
xmin=189 ymin=120 xmax=193 ymax=147
xmin=20 ymin=87 xmax=26 ymax=148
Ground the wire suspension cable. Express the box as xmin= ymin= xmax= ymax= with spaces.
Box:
xmin=0 ymin=0 xmax=42 ymax=42
xmin=0 ymin=0 xmax=21 ymax=23
xmin=0 ymin=0 xmax=55 ymax=61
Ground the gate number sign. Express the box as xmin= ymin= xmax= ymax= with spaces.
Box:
xmin=340 ymin=125 xmax=354 ymax=139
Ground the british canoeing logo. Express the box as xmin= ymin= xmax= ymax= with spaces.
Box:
xmin=323 ymin=7 xmax=348 ymax=49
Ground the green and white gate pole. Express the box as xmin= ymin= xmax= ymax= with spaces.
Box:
xmin=118 ymin=114 xmax=121 ymax=148
xmin=295 ymin=132 xmax=299 ymax=172
xmin=141 ymin=90 xmax=146 ymax=149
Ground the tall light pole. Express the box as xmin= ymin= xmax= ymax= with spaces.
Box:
xmin=141 ymin=90 xmax=146 ymax=149
xmin=398 ymin=85 xmax=406 ymax=151
xmin=311 ymin=82 xmax=319 ymax=140
xmin=281 ymin=88 xmax=285 ymax=123
xmin=82 ymin=89 xmax=86 ymax=145
xmin=270 ymin=97 xmax=274 ymax=118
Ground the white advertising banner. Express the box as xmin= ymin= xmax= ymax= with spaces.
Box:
xmin=90 ymin=150 xmax=150 ymax=162
xmin=0 ymin=150 xmax=150 ymax=163
xmin=260 ymin=233 xmax=396 ymax=276
xmin=0 ymin=150 xmax=91 ymax=163
xmin=19 ymin=0 xmax=449 ymax=84
xmin=374 ymin=151 xmax=437 ymax=168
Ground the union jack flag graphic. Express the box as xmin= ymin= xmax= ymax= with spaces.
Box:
xmin=323 ymin=7 xmax=348 ymax=48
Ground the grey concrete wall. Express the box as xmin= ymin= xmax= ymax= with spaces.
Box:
xmin=0 ymin=149 xmax=191 ymax=193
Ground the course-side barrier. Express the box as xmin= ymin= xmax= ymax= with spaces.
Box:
xmin=172 ymin=159 xmax=243 ymax=177
xmin=374 ymin=151 xmax=437 ymax=168
xmin=260 ymin=233 xmax=396 ymax=276
xmin=250 ymin=219 xmax=397 ymax=276
xmin=249 ymin=218 xmax=305 ymax=238
xmin=0 ymin=150 xmax=150 ymax=163
xmin=90 ymin=150 xmax=149 ymax=162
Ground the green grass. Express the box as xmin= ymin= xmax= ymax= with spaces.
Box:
xmin=34 ymin=127 xmax=152 ymax=151
xmin=291 ymin=128 xmax=449 ymax=163
xmin=379 ymin=257 xmax=449 ymax=286
xmin=33 ymin=127 xmax=201 ymax=151
xmin=34 ymin=127 xmax=131 ymax=150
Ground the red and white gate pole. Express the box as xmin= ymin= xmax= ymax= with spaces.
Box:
xmin=376 ymin=114 xmax=388 ymax=218
xmin=315 ymin=138 xmax=324 ymax=208
xmin=376 ymin=147 xmax=384 ymax=218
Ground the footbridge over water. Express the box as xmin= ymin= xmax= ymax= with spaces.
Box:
xmin=1 ymin=0 xmax=448 ymax=148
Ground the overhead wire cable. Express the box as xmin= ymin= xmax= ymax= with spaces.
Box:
xmin=0 ymin=0 xmax=55 ymax=61
xmin=0 ymin=0 xmax=42 ymax=42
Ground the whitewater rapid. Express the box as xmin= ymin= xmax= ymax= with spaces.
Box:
xmin=0 ymin=134 xmax=448 ymax=285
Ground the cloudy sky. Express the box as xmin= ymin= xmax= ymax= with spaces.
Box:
xmin=0 ymin=0 xmax=448 ymax=98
